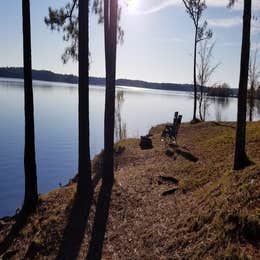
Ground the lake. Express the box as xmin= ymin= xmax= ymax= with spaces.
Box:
xmin=0 ymin=79 xmax=259 ymax=217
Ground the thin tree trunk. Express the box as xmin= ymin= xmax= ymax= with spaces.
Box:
xmin=203 ymin=95 xmax=206 ymax=121
xmin=77 ymin=0 xmax=92 ymax=196
xmin=199 ymin=86 xmax=203 ymax=121
xmin=234 ymin=0 xmax=252 ymax=170
xmin=249 ymin=82 xmax=254 ymax=121
xmin=22 ymin=0 xmax=38 ymax=213
xmin=103 ymin=0 xmax=118 ymax=183
xmin=193 ymin=27 xmax=198 ymax=121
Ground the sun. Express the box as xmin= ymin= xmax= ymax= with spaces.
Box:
xmin=125 ymin=0 xmax=139 ymax=13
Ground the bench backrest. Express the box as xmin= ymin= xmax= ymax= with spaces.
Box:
xmin=161 ymin=112 xmax=182 ymax=140
xmin=173 ymin=111 xmax=179 ymax=127
xmin=174 ymin=115 xmax=182 ymax=138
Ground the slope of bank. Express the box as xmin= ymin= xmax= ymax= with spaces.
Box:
xmin=0 ymin=121 xmax=259 ymax=259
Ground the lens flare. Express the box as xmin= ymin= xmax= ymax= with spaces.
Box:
xmin=125 ymin=0 xmax=139 ymax=13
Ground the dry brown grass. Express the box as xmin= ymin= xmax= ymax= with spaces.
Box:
xmin=0 ymin=121 xmax=259 ymax=259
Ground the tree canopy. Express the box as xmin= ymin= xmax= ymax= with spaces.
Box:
xmin=44 ymin=0 xmax=123 ymax=63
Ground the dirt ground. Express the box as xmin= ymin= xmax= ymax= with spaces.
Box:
xmin=0 ymin=121 xmax=259 ymax=259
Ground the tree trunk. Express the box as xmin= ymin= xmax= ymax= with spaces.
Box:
xmin=193 ymin=27 xmax=198 ymax=121
xmin=103 ymin=0 xmax=118 ymax=183
xmin=22 ymin=0 xmax=38 ymax=213
xmin=234 ymin=0 xmax=252 ymax=170
xmin=199 ymin=86 xmax=204 ymax=121
xmin=203 ymin=96 xmax=206 ymax=121
xmin=249 ymin=82 xmax=254 ymax=122
xmin=77 ymin=0 xmax=92 ymax=196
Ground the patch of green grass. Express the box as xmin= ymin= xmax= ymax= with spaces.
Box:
xmin=202 ymin=131 xmax=234 ymax=149
xmin=32 ymin=238 xmax=44 ymax=247
xmin=247 ymin=122 xmax=260 ymax=142
xmin=256 ymin=209 xmax=260 ymax=219
xmin=179 ymin=167 xmax=223 ymax=192
xmin=91 ymin=138 xmax=139 ymax=175
xmin=115 ymin=138 xmax=139 ymax=149
xmin=238 ymin=182 xmax=250 ymax=192
xmin=91 ymin=150 xmax=103 ymax=175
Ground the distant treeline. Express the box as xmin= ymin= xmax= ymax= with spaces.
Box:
xmin=0 ymin=67 xmax=78 ymax=84
xmin=0 ymin=67 xmax=238 ymax=96
xmin=0 ymin=67 xmax=194 ymax=92
xmin=206 ymin=83 xmax=260 ymax=100
xmin=207 ymin=85 xmax=235 ymax=98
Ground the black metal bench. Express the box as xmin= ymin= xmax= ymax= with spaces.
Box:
xmin=161 ymin=112 xmax=182 ymax=145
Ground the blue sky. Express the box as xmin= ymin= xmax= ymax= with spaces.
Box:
xmin=0 ymin=0 xmax=260 ymax=87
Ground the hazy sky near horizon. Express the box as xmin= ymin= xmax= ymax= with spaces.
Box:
xmin=0 ymin=0 xmax=260 ymax=88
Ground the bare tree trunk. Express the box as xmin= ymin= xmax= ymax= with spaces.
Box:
xmin=199 ymin=86 xmax=204 ymax=121
xmin=22 ymin=0 xmax=38 ymax=213
xmin=234 ymin=0 xmax=252 ymax=170
xmin=103 ymin=0 xmax=118 ymax=183
xmin=77 ymin=0 xmax=92 ymax=196
xmin=193 ymin=27 xmax=198 ymax=121
xmin=249 ymin=82 xmax=254 ymax=121
xmin=203 ymin=96 xmax=207 ymax=120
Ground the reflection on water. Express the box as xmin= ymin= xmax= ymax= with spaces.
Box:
xmin=257 ymin=100 xmax=260 ymax=115
xmin=115 ymin=90 xmax=127 ymax=142
xmin=212 ymin=97 xmax=230 ymax=121
xmin=247 ymin=98 xmax=260 ymax=121
xmin=0 ymin=79 xmax=259 ymax=217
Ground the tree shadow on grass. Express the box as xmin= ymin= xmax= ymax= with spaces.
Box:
xmin=86 ymin=180 xmax=113 ymax=260
xmin=176 ymin=148 xmax=199 ymax=162
xmin=169 ymin=143 xmax=190 ymax=151
xmin=57 ymin=189 xmax=93 ymax=260
xmin=57 ymin=167 xmax=106 ymax=259
xmin=0 ymin=211 xmax=30 ymax=256
xmin=212 ymin=122 xmax=235 ymax=129
xmin=167 ymin=144 xmax=198 ymax=162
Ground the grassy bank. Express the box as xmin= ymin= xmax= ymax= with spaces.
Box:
xmin=0 ymin=121 xmax=259 ymax=259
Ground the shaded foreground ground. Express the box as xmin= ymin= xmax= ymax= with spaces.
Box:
xmin=0 ymin=122 xmax=259 ymax=259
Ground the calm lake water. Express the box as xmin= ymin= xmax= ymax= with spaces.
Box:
xmin=0 ymin=78 xmax=259 ymax=217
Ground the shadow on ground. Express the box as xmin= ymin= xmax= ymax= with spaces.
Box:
xmin=87 ymin=180 xmax=113 ymax=260
xmin=176 ymin=148 xmax=199 ymax=162
xmin=0 ymin=212 xmax=29 ymax=257
xmin=212 ymin=122 xmax=235 ymax=129
xmin=58 ymin=173 xmax=113 ymax=260
xmin=57 ymin=189 xmax=93 ymax=259
xmin=167 ymin=144 xmax=199 ymax=162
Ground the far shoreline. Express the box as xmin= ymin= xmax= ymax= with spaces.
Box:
xmin=0 ymin=67 xmax=239 ymax=97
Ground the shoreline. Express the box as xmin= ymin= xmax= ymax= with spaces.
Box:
xmin=0 ymin=121 xmax=259 ymax=258
xmin=0 ymin=67 xmax=239 ymax=97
